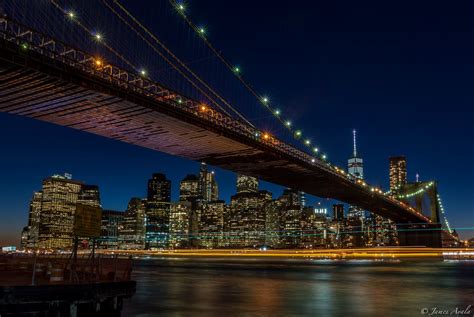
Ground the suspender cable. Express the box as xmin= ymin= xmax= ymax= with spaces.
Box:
xmin=107 ymin=0 xmax=254 ymax=127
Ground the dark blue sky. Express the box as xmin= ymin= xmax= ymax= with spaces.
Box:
xmin=1 ymin=0 xmax=473 ymax=245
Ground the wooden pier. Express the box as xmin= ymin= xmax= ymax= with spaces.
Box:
xmin=0 ymin=253 xmax=136 ymax=316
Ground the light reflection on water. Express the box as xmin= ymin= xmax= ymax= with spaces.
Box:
xmin=122 ymin=258 xmax=474 ymax=317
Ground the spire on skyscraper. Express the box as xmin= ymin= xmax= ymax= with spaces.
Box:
xmin=353 ymin=129 xmax=357 ymax=158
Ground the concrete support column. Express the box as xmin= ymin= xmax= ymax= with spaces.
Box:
xmin=397 ymin=223 xmax=442 ymax=247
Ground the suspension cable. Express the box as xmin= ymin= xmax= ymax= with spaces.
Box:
xmin=49 ymin=0 xmax=138 ymax=72
xmin=107 ymin=0 xmax=254 ymax=126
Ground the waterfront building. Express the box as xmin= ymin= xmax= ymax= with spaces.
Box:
xmin=389 ymin=156 xmax=407 ymax=193
xmin=24 ymin=191 xmax=43 ymax=248
xmin=300 ymin=207 xmax=330 ymax=248
xmin=22 ymin=174 xmax=102 ymax=250
xmin=333 ymin=204 xmax=345 ymax=222
xmin=145 ymin=173 xmax=171 ymax=249
xmin=98 ymin=210 xmax=124 ymax=249
xmin=342 ymin=217 xmax=364 ymax=248
xmin=119 ymin=198 xmax=146 ymax=250
xmin=264 ymin=200 xmax=282 ymax=248
xmin=36 ymin=174 xmax=85 ymax=249
xmin=229 ymin=189 xmax=272 ymax=248
xmin=279 ymin=189 xmax=303 ymax=248
xmin=200 ymin=200 xmax=226 ymax=248
xmin=372 ymin=215 xmax=398 ymax=246
xmin=169 ymin=201 xmax=192 ymax=248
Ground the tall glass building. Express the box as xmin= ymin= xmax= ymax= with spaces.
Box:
xmin=389 ymin=156 xmax=407 ymax=193
xmin=145 ymin=173 xmax=171 ymax=249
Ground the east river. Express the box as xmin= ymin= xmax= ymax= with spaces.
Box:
xmin=122 ymin=257 xmax=474 ymax=316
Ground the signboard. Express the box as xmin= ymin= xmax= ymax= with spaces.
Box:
xmin=2 ymin=246 xmax=16 ymax=252
xmin=74 ymin=204 xmax=102 ymax=237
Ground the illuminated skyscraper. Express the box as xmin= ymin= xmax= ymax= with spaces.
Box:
xmin=147 ymin=173 xmax=171 ymax=202
xmin=36 ymin=174 xmax=84 ymax=249
xmin=23 ymin=174 xmax=101 ymax=250
xmin=347 ymin=129 xmax=364 ymax=180
xmin=200 ymin=200 xmax=226 ymax=248
xmin=99 ymin=210 xmax=123 ymax=249
xmin=198 ymin=162 xmax=219 ymax=202
xmin=179 ymin=174 xmax=200 ymax=202
xmin=78 ymin=185 xmax=101 ymax=208
xmin=389 ymin=156 xmax=407 ymax=193
xmin=279 ymin=189 xmax=303 ymax=248
xmin=347 ymin=130 xmax=365 ymax=219
xmin=264 ymin=200 xmax=282 ymax=248
xmin=145 ymin=173 xmax=171 ymax=249
xmin=120 ymin=198 xmax=146 ymax=250
xmin=229 ymin=190 xmax=272 ymax=248
xmin=332 ymin=204 xmax=345 ymax=222
xmin=169 ymin=201 xmax=192 ymax=248
xmin=25 ymin=191 xmax=43 ymax=248
xmin=236 ymin=174 xmax=258 ymax=193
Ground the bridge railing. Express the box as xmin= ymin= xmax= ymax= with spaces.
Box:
xmin=0 ymin=17 xmax=431 ymax=223
xmin=1 ymin=18 xmax=323 ymax=169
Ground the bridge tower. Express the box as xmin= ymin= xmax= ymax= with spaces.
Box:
xmin=396 ymin=180 xmax=442 ymax=247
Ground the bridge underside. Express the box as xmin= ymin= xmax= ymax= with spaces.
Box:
xmin=0 ymin=39 xmax=435 ymax=231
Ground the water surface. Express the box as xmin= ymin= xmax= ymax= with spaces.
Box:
xmin=123 ymin=257 xmax=474 ymax=316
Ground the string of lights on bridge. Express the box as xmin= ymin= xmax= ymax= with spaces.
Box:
xmin=169 ymin=0 xmax=329 ymax=161
xmin=437 ymin=194 xmax=453 ymax=234
xmin=397 ymin=182 xmax=434 ymax=199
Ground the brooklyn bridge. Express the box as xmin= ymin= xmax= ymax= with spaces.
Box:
xmin=0 ymin=1 xmax=457 ymax=247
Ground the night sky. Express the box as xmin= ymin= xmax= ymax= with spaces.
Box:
xmin=1 ymin=0 xmax=473 ymax=245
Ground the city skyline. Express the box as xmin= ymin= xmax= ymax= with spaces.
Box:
xmin=1 ymin=2 xmax=473 ymax=316
xmin=0 ymin=0 xmax=473 ymax=246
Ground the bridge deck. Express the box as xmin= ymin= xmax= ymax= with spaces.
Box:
xmin=0 ymin=27 xmax=430 ymax=224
